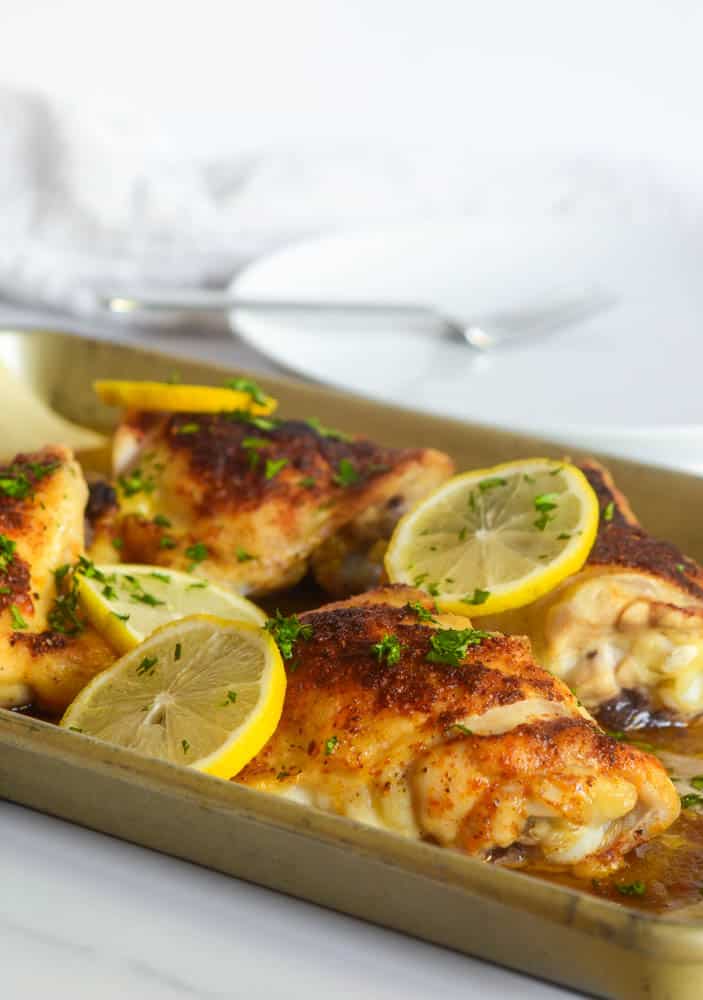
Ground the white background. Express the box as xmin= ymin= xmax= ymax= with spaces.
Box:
xmin=2 ymin=3 xmax=701 ymax=996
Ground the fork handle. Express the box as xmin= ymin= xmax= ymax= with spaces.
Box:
xmin=100 ymin=289 xmax=437 ymax=323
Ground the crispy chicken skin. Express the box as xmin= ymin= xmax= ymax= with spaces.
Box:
xmin=237 ymin=586 xmax=679 ymax=877
xmin=485 ymin=461 xmax=703 ymax=725
xmin=96 ymin=412 xmax=453 ymax=596
xmin=0 ymin=446 xmax=114 ymax=712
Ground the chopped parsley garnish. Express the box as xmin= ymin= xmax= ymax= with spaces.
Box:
xmin=324 ymin=735 xmax=339 ymax=756
xmin=681 ymin=793 xmax=703 ymax=810
xmin=242 ymin=437 xmax=270 ymax=468
xmin=557 ymin=532 xmax=571 ymax=540
xmin=181 ymin=738 xmax=190 ymax=754
xmin=176 ymin=422 xmax=200 ymax=435
xmin=0 ymin=459 xmax=58 ymax=500
xmin=112 ymin=537 xmax=124 ymax=551
xmin=9 ymin=604 xmax=27 ymax=629
xmin=371 ymin=633 xmax=402 ymax=666
xmin=265 ymin=457 xmax=288 ymax=480
xmin=132 ymin=591 xmax=165 ymax=607
xmin=48 ymin=568 xmax=84 ymax=635
xmin=458 ymin=525 xmax=467 ymax=542
xmin=447 ymin=723 xmax=473 ymax=736
xmin=333 ymin=458 xmax=360 ymax=488
xmin=463 ymin=588 xmax=490 ymax=606
xmin=426 ymin=627 xmax=491 ymax=666
xmin=549 ymin=466 xmax=563 ymax=476
xmin=603 ymin=501 xmax=615 ymax=522
xmin=159 ymin=536 xmax=177 ymax=550
xmin=174 ymin=642 xmax=182 ymax=661
xmin=225 ymin=377 xmax=268 ymax=406
xmin=112 ymin=612 xmax=130 ymax=621
xmin=676 ymin=563 xmax=686 ymax=573
xmin=187 ymin=581 xmax=208 ymax=590
xmin=185 ymin=541 xmax=208 ymax=564
xmin=691 ymin=776 xmax=703 ymax=790
xmin=236 ymin=547 xmax=254 ymax=563
xmin=615 ymin=881 xmax=646 ymax=897
xmin=427 ymin=581 xmax=440 ymax=597
xmin=0 ymin=586 xmax=10 ymax=595
xmin=407 ymin=601 xmax=437 ymax=624
xmin=222 ymin=690 xmax=238 ymax=706
xmin=305 ymin=417 xmax=352 ymax=442
xmin=523 ymin=474 xmax=536 ymax=484
xmin=276 ymin=771 xmax=291 ymax=781
xmin=413 ymin=572 xmax=428 ymax=586
xmin=300 ymin=476 xmax=317 ymax=489
xmin=264 ymin=611 xmax=313 ymax=660
xmin=150 ymin=571 xmax=170 ymax=583
xmin=534 ymin=492 xmax=559 ymax=531
xmin=478 ymin=477 xmax=507 ymax=492
xmin=117 ymin=468 xmax=155 ymax=497
xmin=0 ymin=534 xmax=16 ymax=572
xmin=102 ymin=584 xmax=117 ymax=600
xmin=225 ymin=410 xmax=280 ymax=432
xmin=136 ymin=656 xmax=158 ymax=677
xmin=153 ymin=513 xmax=172 ymax=528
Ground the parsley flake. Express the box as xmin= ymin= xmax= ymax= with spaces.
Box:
xmin=265 ymin=457 xmax=288 ymax=480
xmin=222 ymin=690 xmax=238 ymax=706
xmin=0 ymin=534 xmax=16 ymax=572
xmin=174 ymin=642 xmax=182 ymax=661
xmin=185 ymin=541 xmax=208 ymax=564
xmin=479 ymin=477 xmax=507 ymax=492
xmin=160 ymin=537 xmax=177 ymax=549
xmin=447 ymin=723 xmax=473 ymax=736
xmin=681 ymin=793 xmax=703 ymax=810
xmin=117 ymin=468 xmax=155 ymax=498
xmin=9 ymin=604 xmax=27 ymax=629
xmin=305 ymin=417 xmax=352 ymax=442
xmin=181 ymin=738 xmax=190 ymax=754
xmin=153 ymin=513 xmax=172 ymax=528
xmin=176 ymin=422 xmax=200 ymax=435
xmin=136 ymin=656 xmax=158 ymax=677
xmin=264 ymin=611 xmax=313 ymax=660
xmin=427 ymin=627 xmax=491 ymax=666
xmin=333 ymin=458 xmax=360 ymax=487
xmin=463 ymin=588 xmax=490 ymax=606
xmin=225 ymin=377 xmax=268 ymax=406
xmin=371 ymin=633 xmax=402 ymax=666
xmin=603 ymin=501 xmax=615 ymax=522
xmin=236 ymin=547 xmax=254 ymax=563
xmin=615 ymin=881 xmax=646 ymax=897
xmin=324 ymin=735 xmax=339 ymax=756
xmin=407 ymin=601 xmax=437 ymax=624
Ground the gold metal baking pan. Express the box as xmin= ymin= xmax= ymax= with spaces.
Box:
xmin=1 ymin=328 xmax=702 ymax=1000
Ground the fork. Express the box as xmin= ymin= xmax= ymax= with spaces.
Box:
xmin=100 ymin=285 xmax=617 ymax=351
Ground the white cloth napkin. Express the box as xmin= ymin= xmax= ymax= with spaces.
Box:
xmin=1 ymin=86 xmax=701 ymax=320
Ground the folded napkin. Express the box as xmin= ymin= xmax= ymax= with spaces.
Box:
xmin=0 ymin=87 xmax=699 ymax=320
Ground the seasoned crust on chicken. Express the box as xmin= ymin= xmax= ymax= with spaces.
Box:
xmin=237 ymin=586 xmax=679 ymax=877
xmin=485 ymin=461 xmax=703 ymax=725
xmin=0 ymin=446 xmax=114 ymax=712
xmin=95 ymin=412 xmax=453 ymax=596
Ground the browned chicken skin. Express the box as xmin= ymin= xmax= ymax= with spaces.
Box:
xmin=0 ymin=446 xmax=114 ymax=713
xmin=237 ymin=586 xmax=679 ymax=877
xmin=486 ymin=462 xmax=703 ymax=726
xmin=95 ymin=412 xmax=453 ymax=596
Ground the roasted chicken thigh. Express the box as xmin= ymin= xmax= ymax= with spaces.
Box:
xmin=0 ymin=446 xmax=114 ymax=712
xmin=237 ymin=586 xmax=679 ymax=877
xmin=96 ymin=411 xmax=453 ymax=596
xmin=486 ymin=462 xmax=703 ymax=726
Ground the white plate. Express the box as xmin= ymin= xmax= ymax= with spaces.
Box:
xmin=229 ymin=219 xmax=703 ymax=472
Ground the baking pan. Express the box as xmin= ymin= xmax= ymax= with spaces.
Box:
xmin=1 ymin=327 xmax=702 ymax=1000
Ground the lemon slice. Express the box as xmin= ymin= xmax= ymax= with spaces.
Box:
xmin=60 ymin=615 xmax=285 ymax=778
xmin=385 ymin=458 xmax=599 ymax=616
xmin=76 ymin=563 xmax=266 ymax=654
xmin=94 ymin=379 xmax=277 ymax=415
